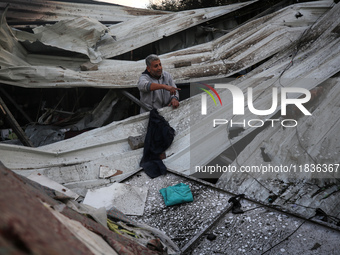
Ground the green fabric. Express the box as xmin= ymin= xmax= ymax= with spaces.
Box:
xmin=159 ymin=183 xmax=193 ymax=206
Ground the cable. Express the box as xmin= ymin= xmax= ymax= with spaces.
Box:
xmin=242 ymin=205 xmax=264 ymax=213
xmin=261 ymin=204 xmax=339 ymax=255
xmin=260 ymin=218 xmax=310 ymax=255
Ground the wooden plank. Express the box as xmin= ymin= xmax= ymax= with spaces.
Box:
xmin=0 ymin=87 xmax=33 ymax=123
xmin=0 ymin=96 xmax=34 ymax=147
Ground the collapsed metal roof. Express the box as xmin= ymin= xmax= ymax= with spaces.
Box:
xmin=0 ymin=0 xmax=340 ymax=249
xmin=0 ymin=0 xmax=168 ymax=26
xmin=0 ymin=0 xmax=261 ymax=88
xmin=0 ymin=1 xmax=335 ymax=88
xmin=0 ymin=1 xmax=338 ymax=166
xmin=12 ymin=1 xmax=257 ymax=63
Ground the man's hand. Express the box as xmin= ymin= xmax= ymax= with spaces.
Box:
xmin=169 ymin=97 xmax=179 ymax=109
xmin=166 ymin=85 xmax=181 ymax=95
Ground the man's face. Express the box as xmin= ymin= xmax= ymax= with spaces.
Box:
xmin=147 ymin=60 xmax=162 ymax=79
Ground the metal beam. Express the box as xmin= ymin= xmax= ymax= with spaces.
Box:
xmin=120 ymin=90 xmax=152 ymax=112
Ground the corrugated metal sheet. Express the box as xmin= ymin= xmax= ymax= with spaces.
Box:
xmin=0 ymin=1 xmax=339 ymax=194
xmin=15 ymin=16 xmax=113 ymax=63
xmin=12 ymin=2 xmax=257 ymax=63
xmin=0 ymin=1 xmax=333 ymax=89
xmin=0 ymin=0 xmax=167 ymax=25
xmin=187 ymin=0 xmax=340 ymax=173
xmin=215 ymin=78 xmax=340 ymax=220
xmin=100 ymin=1 xmax=257 ymax=58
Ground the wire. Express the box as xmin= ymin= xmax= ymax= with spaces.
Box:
xmin=278 ymin=1 xmax=335 ymax=84
xmin=260 ymin=218 xmax=309 ymax=255
xmin=242 ymin=205 xmax=264 ymax=213
xmin=295 ymin=125 xmax=317 ymax=162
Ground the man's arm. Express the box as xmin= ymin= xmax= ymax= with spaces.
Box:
xmin=150 ymin=83 xmax=180 ymax=109
xmin=149 ymin=83 xmax=180 ymax=95
xmin=138 ymin=72 xmax=180 ymax=110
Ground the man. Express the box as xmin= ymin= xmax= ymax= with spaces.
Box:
xmin=138 ymin=54 xmax=180 ymax=113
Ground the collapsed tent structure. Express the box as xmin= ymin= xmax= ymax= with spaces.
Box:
xmin=0 ymin=0 xmax=340 ymax=253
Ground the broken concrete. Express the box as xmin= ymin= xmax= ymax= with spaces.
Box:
xmin=128 ymin=134 xmax=145 ymax=150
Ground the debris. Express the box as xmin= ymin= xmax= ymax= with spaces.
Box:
xmin=228 ymin=194 xmax=245 ymax=214
xmin=0 ymin=0 xmax=339 ymax=253
xmin=260 ymin=147 xmax=271 ymax=162
xmin=159 ymin=183 xmax=194 ymax=206
xmin=128 ymin=134 xmax=145 ymax=150
xmin=174 ymin=61 xmax=192 ymax=68
xmin=70 ymin=89 xmax=125 ymax=131
xmin=47 ymin=205 xmax=118 ymax=255
xmin=268 ymin=194 xmax=278 ymax=203
xmin=27 ymin=172 xmax=79 ymax=200
xmin=80 ymin=61 xmax=99 ymax=71
xmin=0 ymin=128 xmax=13 ymax=140
xmin=147 ymin=238 xmax=166 ymax=253
xmin=228 ymin=126 xmax=245 ymax=139
xmin=3 ymin=1 xmax=330 ymax=89
xmin=295 ymin=11 xmax=303 ymax=19
xmin=207 ymin=233 xmax=217 ymax=241
xmin=66 ymin=200 xmax=108 ymax=228
xmin=99 ymin=165 xmax=122 ymax=179
xmin=315 ymin=208 xmax=328 ymax=222
xmin=5 ymin=161 xmax=171 ymax=254
xmin=310 ymin=242 xmax=321 ymax=251
xmin=0 ymin=162 xmax=95 ymax=255
xmin=25 ymin=124 xmax=67 ymax=147
xmin=107 ymin=219 xmax=138 ymax=237
xmin=27 ymin=16 xmax=108 ymax=63
xmin=0 ymin=96 xmax=33 ymax=147
xmin=83 ymin=182 xmax=148 ymax=215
